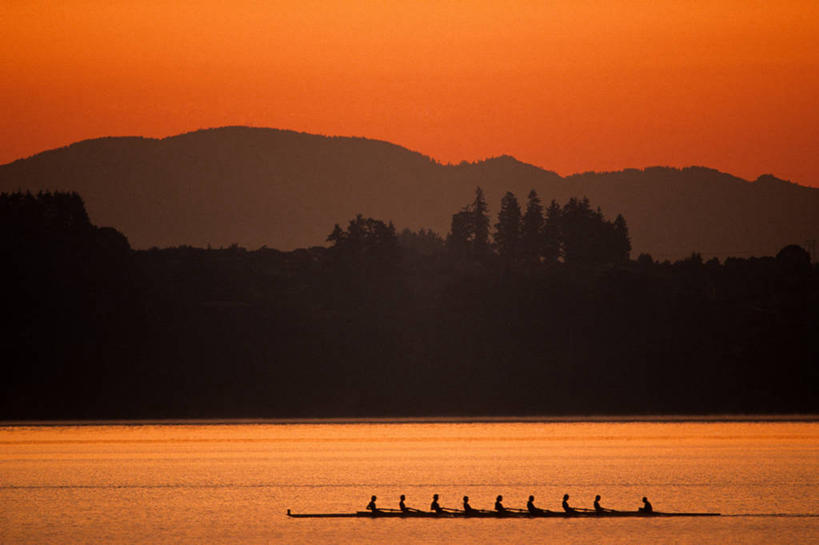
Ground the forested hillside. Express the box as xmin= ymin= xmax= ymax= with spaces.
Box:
xmin=2 ymin=191 xmax=816 ymax=419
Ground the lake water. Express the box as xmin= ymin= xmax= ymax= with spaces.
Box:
xmin=1 ymin=420 xmax=817 ymax=544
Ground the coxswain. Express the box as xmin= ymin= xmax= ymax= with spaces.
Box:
xmin=463 ymin=495 xmax=475 ymax=514
xmin=430 ymin=493 xmax=443 ymax=514
xmin=594 ymin=494 xmax=604 ymax=513
xmin=527 ymin=495 xmax=543 ymax=514
xmin=399 ymin=494 xmax=408 ymax=512
xmin=494 ymin=495 xmax=506 ymax=513
xmin=366 ymin=495 xmax=378 ymax=513
xmin=562 ymin=494 xmax=576 ymax=513
xmin=638 ymin=497 xmax=653 ymax=513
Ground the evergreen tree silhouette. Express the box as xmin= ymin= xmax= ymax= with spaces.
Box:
xmin=542 ymin=199 xmax=562 ymax=265
xmin=446 ymin=187 xmax=491 ymax=260
xmin=494 ymin=191 xmax=522 ymax=265
xmin=561 ymin=197 xmax=609 ymax=265
xmin=447 ymin=207 xmax=473 ymax=256
xmin=399 ymin=228 xmax=445 ymax=256
xmin=521 ymin=189 xmax=544 ymax=265
xmin=327 ymin=214 xmax=398 ymax=270
xmin=612 ymin=214 xmax=631 ymax=263
xmin=471 ymin=187 xmax=491 ymax=258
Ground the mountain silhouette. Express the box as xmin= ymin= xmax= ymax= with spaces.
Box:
xmin=1 ymin=126 xmax=816 ymax=259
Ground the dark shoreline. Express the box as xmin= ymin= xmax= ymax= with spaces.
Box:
xmin=3 ymin=414 xmax=818 ymax=427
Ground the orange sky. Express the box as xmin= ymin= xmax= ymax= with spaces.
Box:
xmin=2 ymin=1 xmax=818 ymax=186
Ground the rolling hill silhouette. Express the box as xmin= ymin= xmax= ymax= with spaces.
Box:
xmin=1 ymin=126 xmax=816 ymax=259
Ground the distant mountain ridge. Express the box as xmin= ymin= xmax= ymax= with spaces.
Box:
xmin=1 ymin=126 xmax=816 ymax=259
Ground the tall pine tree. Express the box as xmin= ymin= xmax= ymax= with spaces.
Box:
xmin=472 ymin=187 xmax=491 ymax=257
xmin=612 ymin=214 xmax=631 ymax=263
xmin=494 ymin=191 xmax=522 ymax=264
xmin=542 ymin=199 xmax=562 ymax=264
xmin=447 ymin=207 xmax=473 ymax=256
xmin=521 ymin=189 xmax=544 ymax=265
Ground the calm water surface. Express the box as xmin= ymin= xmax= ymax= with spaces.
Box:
xmin=1 ymin=421 xmax=817 ymax=544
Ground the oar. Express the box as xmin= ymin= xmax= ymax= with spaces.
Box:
xmin=454 ymin=508 xmax=490 ymax=516
xmin=579 ymin=507 xmax=618 ymax=513
xmin=527 ymin=508 xmax=554 ymax=514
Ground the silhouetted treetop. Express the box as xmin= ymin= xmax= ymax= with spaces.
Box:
xmin=447 ymin=189 xmax=630 ymax=268
xmin=494 ymin=191 xmax=522 ymax=263
xmin=777 ymin=244 xmax=811 ymax=272
xmin=327 ymin=214 xmax=398 ymax=268
xmin=472 ymin=187 xmax=491 ymax=257
xmin=0 ymin=190 xmax=91 ymax=234
xmin=557 ymin=197 xmax=630 ymax=265
xmin=521 ymin=190 xmax=544 ymax=266
xmin=398 ymin=227 xmax=445 ymax=256
xmin=0 ymin=191 xmax=130 ymax=256
xmin=447 ymin=207 xmax=473 ymax=255
xmin=446 ymin=187 xmax=492 ymax=260
xmin=542 ymin=199 xmax=562 ymax=265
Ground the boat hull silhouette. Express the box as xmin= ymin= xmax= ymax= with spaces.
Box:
xmin=286 ymin=509 xmax=720 ymax=518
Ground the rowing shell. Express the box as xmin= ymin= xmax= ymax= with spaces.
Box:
xmin=286 ymin=509 xmax=720 ymax=518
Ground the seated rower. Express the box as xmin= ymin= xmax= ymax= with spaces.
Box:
xmin=527 ymin=495 xmax=543 ymax=514
xmin=430 ymin=493 xmax=444 ymax=514
xmin=562 ymin=494 xmax=576 ymax=513
xmin=399 ymin=494 xmax=409 ymax=513
xmin=638 ymin=497 xmax=653 ymax=513
xmin=494 ymin=495 xmax=506 ymax=513
xmin=594 ymin=494 xmax=605 ymax=513
xmin=463 ymin=495 xmax=475 ymax=515
xmin=366 ymin=495 xmax=379 ymax=513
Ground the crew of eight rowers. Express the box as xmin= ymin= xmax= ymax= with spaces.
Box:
xmin=366 ymin=494 xmax=653 ymax=514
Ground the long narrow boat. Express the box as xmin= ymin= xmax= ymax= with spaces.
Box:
xmin=286 ymin=509 xmax=720 ymax=518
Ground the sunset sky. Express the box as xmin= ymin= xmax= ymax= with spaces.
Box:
xmin=2 ymin=1 xmax=818 ymax=186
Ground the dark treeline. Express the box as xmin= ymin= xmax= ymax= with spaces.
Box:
xmin=1 ymin=190 xmax=816 ymax=419
xmin=446 ymin=188 xmax=630 ymax=267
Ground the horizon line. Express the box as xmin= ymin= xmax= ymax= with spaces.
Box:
xmin=0 ymin=125 xmax=803 ymax=188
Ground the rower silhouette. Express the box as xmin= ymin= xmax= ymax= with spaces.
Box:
xmin=494 ymin=495 xmax=506 ymax=513
xmin=399 ymin=494 xmax=408 ymax=513
xmin=594 ymin=494 xmax=605 ymax=513
xmin=463 ymin=495 xmax=475 ymax=515
xmin=430 ymin=493 xmax=443 ymax=514
xmin=367 ymin=495 xmax=378 ymax=513
xmin=639 ymin=497 xmax=653 ymax=513
xmin=562 ymin=494 xmax=576 ymax=513
xmin=527 ymin=495 xmax=543 ymax=514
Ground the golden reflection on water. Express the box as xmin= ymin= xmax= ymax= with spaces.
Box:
xmin=1 ymin=421 xmax=817 ymax=545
